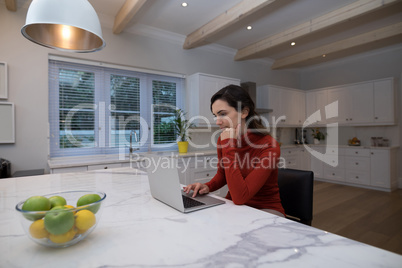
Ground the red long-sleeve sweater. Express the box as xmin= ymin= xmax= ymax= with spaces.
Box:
xmin=205 ymin=131 xmax=285 ymax=215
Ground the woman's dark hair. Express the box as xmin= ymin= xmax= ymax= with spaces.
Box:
xmin=210 ymin=84 xmax=268 ymax=135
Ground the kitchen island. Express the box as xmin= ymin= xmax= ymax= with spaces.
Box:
xmin=0 ymin=167 xmax=401 ymax=267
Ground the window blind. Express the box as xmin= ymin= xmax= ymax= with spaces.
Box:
xmin=49 ymin=59 xmax=184 ymax=158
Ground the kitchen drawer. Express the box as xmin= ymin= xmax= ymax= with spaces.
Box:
xmin=283 ymin=156 xmax=298 ymax=169
xmin=324 ymin=167 xmax=345 ymax=182
xmin=345 ymin=170 xmax=370 ymax=185
xmin=87 ymin=163 xmax=122 ymax=171
xmin=51 ymin=166 xmax=88 ymax=174
xmin=344 ymin=148 xmax=370 ymax=157
xmin=323 ymin=155 xmax=345 ymax=170
xmin=344 ymin=156 xmax=370 ymax=171
xmin=282 ymin=149 xmax=300 ymax=156
xmin=193 ymin=168 xmax=217 ymax=181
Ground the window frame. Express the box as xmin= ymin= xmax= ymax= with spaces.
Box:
xmin=48 ymin=58 xmax=185 ymax=158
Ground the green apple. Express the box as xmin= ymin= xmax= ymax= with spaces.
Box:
xmin=22 ymin=196 xmax=51 ymax=221
xmin=49 ymin=196 xmax=67 ymax=208
xmin=77 ymin=194 xmax=101 ymax=214
xmin=44 ymin=208 xmax=75 ymax=235
xmin=50 ymin=205 xmax=66 ymax=211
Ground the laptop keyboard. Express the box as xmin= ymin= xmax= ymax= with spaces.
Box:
xmin=182 ymin=195 xmax=205 ymax=208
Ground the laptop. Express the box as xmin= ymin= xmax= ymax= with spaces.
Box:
xmin=146 ymin=155 xmax=225 ymax=213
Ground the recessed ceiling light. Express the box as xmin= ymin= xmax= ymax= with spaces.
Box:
xmin=181 ymin=2 xmax=188 ymax=7
xmin=291 ymin=42 xmax=296 ymax=46
xmin=246 ymin=26 xmax=252 ymax=30
xmin=322 ymin=54 xmax=326 ymax=58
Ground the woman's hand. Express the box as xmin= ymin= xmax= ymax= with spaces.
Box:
xmin=183 ymin=183 xmax=210 ymax=197
xmin=220 ymin=124 xmax=241 ymax=141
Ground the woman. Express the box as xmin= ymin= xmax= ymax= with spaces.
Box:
xmin=183 ymin=84 xmax=285 ymax=217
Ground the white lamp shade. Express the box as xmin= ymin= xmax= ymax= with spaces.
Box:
xmin=21 ymin=0 xmax=105 ymax=52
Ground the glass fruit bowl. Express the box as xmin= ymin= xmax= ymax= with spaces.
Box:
xmin=15 ymin=190 xmax=106 ymax=248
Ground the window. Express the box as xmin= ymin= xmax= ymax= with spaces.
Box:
xmin=49 ymin=59 xmax=184 ymax=157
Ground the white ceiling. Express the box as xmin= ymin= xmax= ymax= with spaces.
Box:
xmin=4 ymin=0 xmax=402 ymax=68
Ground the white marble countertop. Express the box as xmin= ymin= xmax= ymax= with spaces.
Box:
xmin=0 ymin=167 xmax=401 ymax=267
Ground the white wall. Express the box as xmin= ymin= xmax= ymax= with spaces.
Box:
xmin=0 ymin=5 xmax=300 ymax=173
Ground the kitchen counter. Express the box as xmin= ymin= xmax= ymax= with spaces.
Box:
xmin=48 ymin=150 xmax=218 ymax=169
xmin=1 ymin=168 xmax=401 ymax=267
xmin=280 ymin=144 xmax=399 ymax=150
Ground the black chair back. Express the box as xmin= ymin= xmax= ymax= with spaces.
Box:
xmin=277 ymin=168 xmax=314 ymax=225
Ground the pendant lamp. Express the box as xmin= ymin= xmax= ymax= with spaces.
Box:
xmin=21 ymin=0 xmax=105 ymax=53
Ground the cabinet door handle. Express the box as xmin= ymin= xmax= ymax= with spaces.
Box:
xmin=355 ymin=151 xmax=358 ymax=154
xmin=104 ymin=167 xmax=108 ymax=169
xmin=371 ymin=152 xmax=374 ymax=155
xmin=332 ymin=173 xmax=335 ymax=176
xmin=355 ymin=176 xmax=359 ymax=179
xmin=355 ymin=162 xmax=359 ymax=165
xmin=375 ymin=117 xmax=378 ymax=120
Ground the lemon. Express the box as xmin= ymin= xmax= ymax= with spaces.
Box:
xmin=29 ymin=219 xmax=49 ymax=239
xmin=75 ymin=210 xmax=96 ymax=233
xmin=49 ymin=227 xmax=77 ymax=244
xmin=64 ymin=205 xmax=76 ymax=214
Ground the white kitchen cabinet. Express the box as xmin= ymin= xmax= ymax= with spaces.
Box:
xmin=283 ymin=90 xmax=306 ymax=125
xmin=258 ymin=85 xmax=305 ymax=127
xmin=327 ymin=87 xmax=349 ymax=124
xmin=309 ymin=146 xmax=325 ymax=179
xmin=281 ymin=148 xmax=300 ymax=169
xmin=295 ymin=91 xmax=306 ymax=125
xmin=348 ymin=83 xmax=374 ymax=124
xmin=186 ymin=73 xmax=240 ymax=127
xmin=344 ymin=152 xmax=370 ymax=186
xmin=323 ymin=166 xmax=345 ymax=183
xmin=305 ymin=91 xmax=317 ymax=126
xmin=298 ymin=148 xmax=311 ymax=171
xmin=280 ymin=147 xmax=310 ymax=170
xmin=305 ymin=90 xmax=327 ymax=126
xmin=326 ymin=82 xmax=374 ymax=125
xmin=370 ymin=149 xmax=398 ymax=190
xmin=312 ymin=146 xmax=397 ymax=192
xmin=323 ymin=147 xmax=345 ymax=183
xmin=373 ymin=78 xmax=395 ymax=124
xmin=316 ymin=90 xmax=328 ymax=125
xmin=258 ymin=85 xmax=283 ymax=125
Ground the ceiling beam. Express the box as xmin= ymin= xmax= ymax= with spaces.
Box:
xmin=235 ymin=0 xmax=401 ymax=61
xmin=113 ymin=0 xmax=148 ymax=34
xmin=183 ymin=0 xmax=277 ymax=50
xmin=5 ymin=0 xmax=17 ymax=11
xmin=271 ymin=22 xmax=402 ymax=70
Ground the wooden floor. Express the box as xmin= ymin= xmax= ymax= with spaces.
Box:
xmin=312 ymin=181 xmax=402 ymax=255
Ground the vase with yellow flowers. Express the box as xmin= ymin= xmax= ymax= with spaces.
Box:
xmin=311 ymin=128 xmax=326 ymax=144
